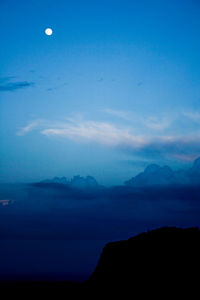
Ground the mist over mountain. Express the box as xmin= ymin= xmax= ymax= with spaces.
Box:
xmin=41 ymin=175 xmax=101 ymax=189
xmin=125 ymin=157 xmax=200 ymax=187
xmin=37 ymin=157 xmax=200 ymax=190
xmin=1 ymin=158 xmax=200 ymax=282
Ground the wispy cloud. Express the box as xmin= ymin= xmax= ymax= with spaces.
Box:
xmin=129 ymin=134 xmax=200 ymax=160
xmin=0 ymin=77 xmax=34 ymax=92
xmin=46 ymin=82 xmax=67 ymax=92
xmin=171 ymin=154 xmax=200 ymax=162
xmin=104 ymin=108 xmax=172 ymax=131
xmin=41 ymin=121 xmax=146 ymax=147
xmin=17 ymin=116 xmax=200 ymax=161
xmin=17 ymin=120 xmax=45 ymax=136
xmin=182 ymin=111 xmax=200 ymax=123
xmin=143 ymin=116 xmax=172 ymax=131
xmin=0 ymin=76 xmax=17 ymax=83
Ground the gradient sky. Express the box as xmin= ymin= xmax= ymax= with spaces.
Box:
xmin=1 ymin=0 xmax=200 ymax=185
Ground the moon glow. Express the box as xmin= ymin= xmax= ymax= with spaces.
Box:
xmin=45 ymin=28 xmax=53 ymax=36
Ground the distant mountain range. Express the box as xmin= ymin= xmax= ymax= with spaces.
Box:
xmin=39 ymin=157 xmax=200 ymax=189
xmin=125 ymin=157 xmax=200 ymax=187
xmin=42 ymin=175 xmax=100 ymax=189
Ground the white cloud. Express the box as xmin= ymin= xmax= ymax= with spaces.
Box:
xmin=143 ymin=116 xmax=172 ymax=131
xmin=104 ymin=108 xmax=172 ymax=131
xmin=16 ymin=120 xmax=43 ymax=136
xmin=182 ymin=111 xmax=200 ymax=123
xmin=17 ymin=115 xmax=200 ymax=160
xmin=41 ymin=120 xmax=147 ymax=148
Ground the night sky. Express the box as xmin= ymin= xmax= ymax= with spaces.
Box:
xmin=1 ymin=0 xmax=200 ymax=185
xmin=1 ymin=0 xmax=200 ymax=282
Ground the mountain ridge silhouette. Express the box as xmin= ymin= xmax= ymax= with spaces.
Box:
xmin=125 ymin=156 xmax=200 ymax=186
xmin=0 ymin=227 xmax=199 ymax=297
xmin=88 ymin=226 xmax=200 ymax=294
xmin=37 ymin=156 xmax=200 ymax=188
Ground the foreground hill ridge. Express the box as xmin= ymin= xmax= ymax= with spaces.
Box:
xmin=40 ymin=156 xmax=200 ymax=188
xmin=89 ymin=226 xmax=200 ymax=292
xmin=1 ymin=227 xmax=199 ymax=295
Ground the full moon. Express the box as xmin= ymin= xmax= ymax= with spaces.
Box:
xmin=45 ymin=28 xmax=53 ymax=36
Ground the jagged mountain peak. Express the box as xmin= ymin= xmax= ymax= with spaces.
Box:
xmin=41 ymin=175 xmax=99 ymax=189
xmin=125 ymin=157 xmax=200 ymax=187
xmin=144 ymin=164 xmax=160 ymax=173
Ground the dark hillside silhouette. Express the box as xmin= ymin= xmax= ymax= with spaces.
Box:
xmin=89 ymin=227 xmax=200 ymax=294
xmin=1 ymin=227 xmax=200 ymax=297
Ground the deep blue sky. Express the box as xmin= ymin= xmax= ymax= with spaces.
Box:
xmin=1 ymin=0 xmax=200 ymax=184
